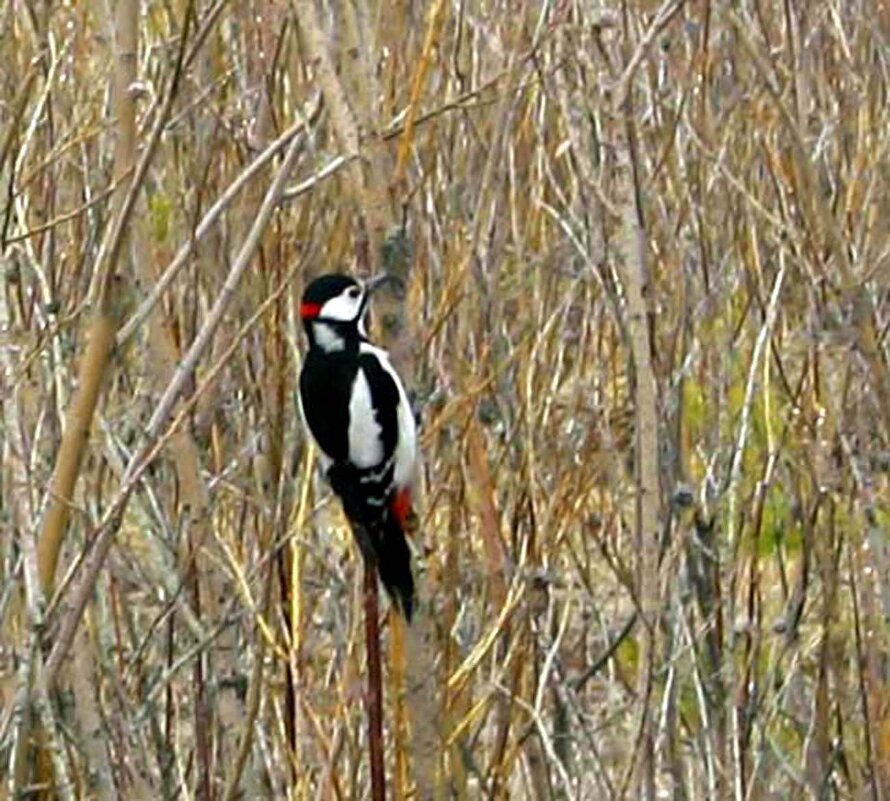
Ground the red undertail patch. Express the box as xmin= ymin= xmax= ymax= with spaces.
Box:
xmin=390 ymin=487 xmax=417 ymax=535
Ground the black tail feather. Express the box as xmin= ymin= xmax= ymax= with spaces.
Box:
xmin=352 ymin=513 xmax=415 ymax=622
xmin=327 ymin=464 xmax=415 ymax=621
xmin=374 ymin=512 xmax=415 ymax=621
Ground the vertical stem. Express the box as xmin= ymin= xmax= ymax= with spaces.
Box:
xmin=71 ymin=624 xmax=117 ymax=801
xmin=277 ymin=531 xmax=298 ymax=781
xmin=364 ymin=565 xmax=387 ymax=801
xmin=222 ymin=560 xmax=275 ymax=801
xmin=619 ymin=118 xmax=661 ymax=801
xmin=188 ymin=547 xmax=212 ymax=801
xmin=390 ymin=613 xmax=408 ymax=801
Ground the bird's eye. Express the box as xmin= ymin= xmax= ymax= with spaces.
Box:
xmin=347 ymin=286 xmax=361 ymax=299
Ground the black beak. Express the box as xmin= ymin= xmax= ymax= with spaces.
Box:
xmin=363 ymin=273 xmax=394 ymax=296
xmin=359 ymin=273 xmax=395 ymax=319
xmin=358 ymin=273 xmax=398 ymax=324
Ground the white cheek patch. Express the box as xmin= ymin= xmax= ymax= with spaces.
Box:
xmin=320 ymin=293 xmax=362 ymax=322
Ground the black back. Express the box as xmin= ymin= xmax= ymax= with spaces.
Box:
xmin=299 ymin=348 xmax=358 ymax=463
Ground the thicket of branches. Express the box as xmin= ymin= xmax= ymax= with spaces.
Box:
xmin=1 ymin=1 xmax=888 ymax=799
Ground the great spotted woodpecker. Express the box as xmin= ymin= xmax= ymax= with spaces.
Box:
xmin=298 ymin=273 xmax=417 ymax=620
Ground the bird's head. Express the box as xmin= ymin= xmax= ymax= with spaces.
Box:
xmin=300 ymin=273 xmax=392 ymax=350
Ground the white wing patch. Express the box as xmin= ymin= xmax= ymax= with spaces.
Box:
xmin=348 ymin=368 xmax=385 ymax=468
xmin=360 ymin=343 xmax=417 ymax=486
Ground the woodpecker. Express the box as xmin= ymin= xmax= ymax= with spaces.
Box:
xmin=298 ymin=273 xmax=417 ymax=620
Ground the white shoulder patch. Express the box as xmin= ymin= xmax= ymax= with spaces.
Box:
xmin=348 ymin=368 xmax=384 ymax=468
xmin=313 ymin=322 xmax=345 ymax=352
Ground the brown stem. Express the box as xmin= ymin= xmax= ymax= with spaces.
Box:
xmin=364 ymin=564 xmax=387 ymax=801
xmin=37 ymin=287 xmax=122 ymax=595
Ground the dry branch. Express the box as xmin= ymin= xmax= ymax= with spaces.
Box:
xmin=37 ymin=0 xmax=194 ymax=600
xmin=116 ymin=109 xmax=318 ymax=345
xmin=43 ymin=123 xmax=305 ymax=687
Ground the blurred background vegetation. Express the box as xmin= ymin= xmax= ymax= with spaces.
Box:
xmin=1 ymin=0 xmax=889 ymax=799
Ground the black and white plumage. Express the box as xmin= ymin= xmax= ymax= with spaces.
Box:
xmin=298 ymin=273 xmax=418 ymax=620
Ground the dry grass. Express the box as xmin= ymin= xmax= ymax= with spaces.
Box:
xmin=2 ymin=1 xmax=889 ymax=799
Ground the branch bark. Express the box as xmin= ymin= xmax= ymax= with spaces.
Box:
xmin=616 ymin=103 xmax=661 ymax=801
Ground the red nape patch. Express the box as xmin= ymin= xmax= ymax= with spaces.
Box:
xmin=300 ymin=302 xmax=323 ymax=319
xmin=390 ymin=487 xmax=415 ymax=534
